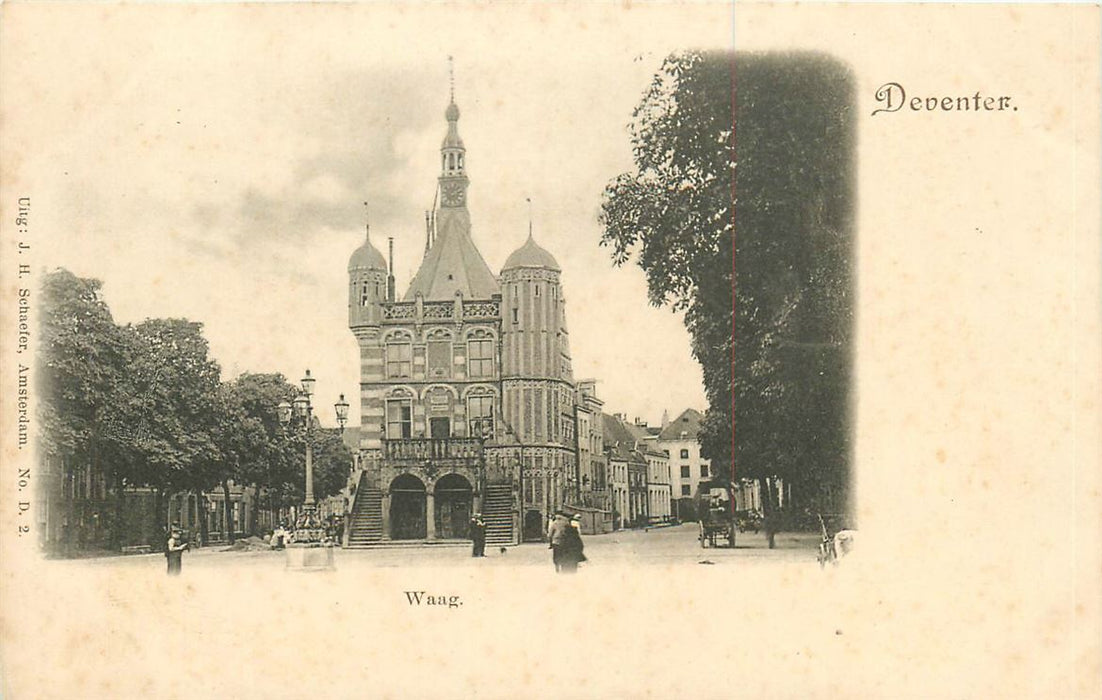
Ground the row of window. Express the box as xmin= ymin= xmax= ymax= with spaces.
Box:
xmin=509 ymin=282 xmax=558 ymax=300
xmin=664 ymin=448 xmax=695 ymax=459
xmin=680 ymin=465 xmax=710 ymax=479
xmin=385 ymin=395 xmax=494 ymax=439
xmin=386 ymin=339 xmax=494 ymax=379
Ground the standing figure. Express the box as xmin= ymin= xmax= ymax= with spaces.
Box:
xmin=469 ymin=512 xmax=486 ymax=557
xmin=559 ymin=514 xmax=586 ymax=573
xmin=547 ymin=512 xmax=571 ymax=572
xmin=165 ymin=528 xmax=188 ymax=576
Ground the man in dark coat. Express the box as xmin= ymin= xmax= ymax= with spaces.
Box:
xmin=558 ymin=514 xmax=586 ymax=573
xmin=547 ymin=512 xmax=572 ymax=572
xmin=165 ymin=527 xmax=188 ymax=576
xmin=469 ymin=513 xmax=486 ymax=557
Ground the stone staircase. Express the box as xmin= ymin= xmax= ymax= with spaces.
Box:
xmin=346 ymin=484 xmax=383 ymax=548
xmin=482 ymin=484 xmax=514 ymax=546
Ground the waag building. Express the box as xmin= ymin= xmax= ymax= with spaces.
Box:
xmin=344 ymin=92 xmax=578 ymax=547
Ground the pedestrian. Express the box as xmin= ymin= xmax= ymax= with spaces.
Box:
xmin=469 ymin=512 xmax=486 ymax=557
xmin=165 ymin=527 xmax=188 ymax=576
xmin=547 ymin=511 xmax=571 ymax=572
xmin=559 ymin=515 xmax=587 ymax=574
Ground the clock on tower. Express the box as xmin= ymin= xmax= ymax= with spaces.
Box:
xmin=441 ymin=180 xmax=466 ymax=207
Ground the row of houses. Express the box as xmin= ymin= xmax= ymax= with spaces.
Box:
xmin=572 ymin=394 xmax=717 ymax=533
xmin=34 ymin=452 xmax=344 ymax=555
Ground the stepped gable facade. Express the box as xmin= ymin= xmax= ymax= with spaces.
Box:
xmin=345 ymin=91 xmax=578 ymax=546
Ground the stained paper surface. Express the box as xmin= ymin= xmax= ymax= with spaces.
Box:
xmin=1 ymin=4 xmax=1099 ymax=698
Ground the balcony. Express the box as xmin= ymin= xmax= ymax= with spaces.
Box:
xmin=383 ymin=437 xmax=483 ymax=462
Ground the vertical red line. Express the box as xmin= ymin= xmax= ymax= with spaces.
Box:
xmin=729 ymin=51 xmax=738 ymax=516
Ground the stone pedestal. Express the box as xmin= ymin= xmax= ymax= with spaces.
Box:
xmin=285 ymin=543 xmax=335 ymax=572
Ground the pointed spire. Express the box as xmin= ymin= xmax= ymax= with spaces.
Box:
xmin=348 ymin=199 xmax=386 ymax=272
xmin=526 ymin=197 xmax=533 ymax=240
xmin=444 ymin=57 xmax=460 ymax=124
xmin=424 ymin=211 xmax=431 ymax=256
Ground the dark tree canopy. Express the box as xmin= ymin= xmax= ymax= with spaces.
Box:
xmin=600 ymin=51 xmax=854 ymax=515
xmin=38 ymin=269 xmax=352 ymax=535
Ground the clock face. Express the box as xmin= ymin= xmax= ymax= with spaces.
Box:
xmin=442 ymin=181 xmax=465 ymax=206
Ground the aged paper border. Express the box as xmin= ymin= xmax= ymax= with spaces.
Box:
xmin=1 ymin=3 xmax=1100 ymax=698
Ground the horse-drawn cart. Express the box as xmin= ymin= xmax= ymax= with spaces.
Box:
xmin=695 ymin=482 xmax=734 ymax=548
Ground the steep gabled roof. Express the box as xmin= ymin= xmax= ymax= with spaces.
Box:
xmin=602 ymin=413 xmax=649 ymax=464
xmin=658 ymin=408 xmax=706 ymax=441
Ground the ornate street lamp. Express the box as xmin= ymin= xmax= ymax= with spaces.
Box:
xmin=277 ymin=369 xmax=349 ymax=546
xmin=335 ymin=393 xmax=349 ymax=429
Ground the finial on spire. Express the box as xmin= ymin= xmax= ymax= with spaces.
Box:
xmin=363 ymin=200 xmax=370 ymax=239
xmin=448 ymin=55 xmax=455 ymax=103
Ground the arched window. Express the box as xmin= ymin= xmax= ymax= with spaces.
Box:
xmin=426 ymin=331 xmax=453 ymax=379
xmin=386 ymin=341 xmax=412 ymax=378
xmin=468 ymin=337 xmax=494 ymax=377
xmin=386 ymin=399 xmax=412 ymax=439
xmin=467 ymin=394 xmax=494 ymax=437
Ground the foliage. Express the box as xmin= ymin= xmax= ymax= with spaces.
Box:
xmin=124 ymin=318 xmax=222 ymax=492
xmin=38 ymin=269 xmax=352 ymax=539
xmin=38 ymin=269 xmax=131 ymax=463
xmin=310 ymin=428 xmax=353 ymax=501
xmin=599 ymin=51 xmax=854 ymax=514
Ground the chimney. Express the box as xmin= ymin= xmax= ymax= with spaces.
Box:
xmin=387 ymin=237 xmax=396 ymax=301
xmin=634 ymin=417 xmax=646 ymax=427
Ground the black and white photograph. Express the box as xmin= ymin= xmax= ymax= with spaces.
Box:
xmin=1 ymin=4 xmax=1099 ymax=698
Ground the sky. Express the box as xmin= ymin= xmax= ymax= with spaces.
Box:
xmin=6 ymin=5 xmax=734 ymax=429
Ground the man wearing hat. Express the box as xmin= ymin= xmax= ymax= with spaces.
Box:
xmin=468 ymin=512 xmax=486 ymax=558
xmin=547 ymin=511 xmax=572 ymax=572
xmin=165 ymin=527 xmax=188 ymax=576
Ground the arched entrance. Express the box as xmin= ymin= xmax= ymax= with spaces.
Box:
xmin=389 ymin=474 xmax=427 ymax=540
xmin=434 ymin=473 xmax=473 ymax=539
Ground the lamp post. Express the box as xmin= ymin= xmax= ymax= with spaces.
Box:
xmin=277 ymin=369 xmax=348 ymax=546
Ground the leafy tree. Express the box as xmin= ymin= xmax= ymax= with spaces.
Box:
xmin=38 ymin=269 xmax=134 ymax=549
xmin=219 ymin=373 xmax=299 ymax=532
xmin=310 ymin=427 xmax=354 ymax=502
xmin=599 ymin=51 xmax=854 ymax=524
xmin=124 ymin=318 xmax=223 ymax=540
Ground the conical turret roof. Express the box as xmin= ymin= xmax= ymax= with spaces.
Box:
xmin=348 ymin=232 xmax=386 ymax=271
xmin=503 ymin=233 xmax=560 ymax=271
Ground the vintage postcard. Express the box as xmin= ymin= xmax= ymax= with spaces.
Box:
xmin=1 ymin=3 xmax=1099 ymax=698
